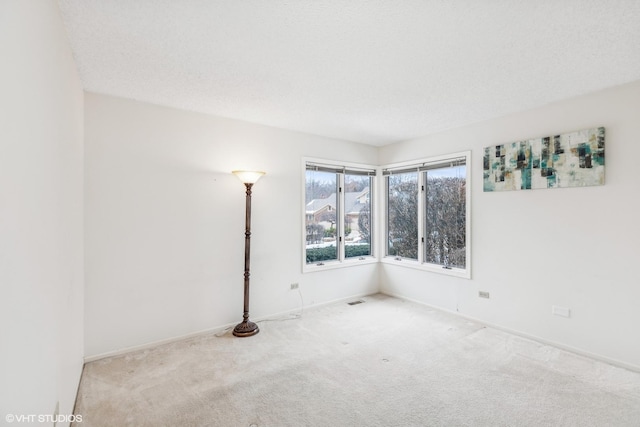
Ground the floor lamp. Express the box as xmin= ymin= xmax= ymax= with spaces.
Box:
xmin=231 ymin=170 xmax=265 ymax=337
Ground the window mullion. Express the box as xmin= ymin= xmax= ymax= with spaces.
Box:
xmin=417 ymin=171 xmax=425 ymax=264
xmin=369 ymin=175 xmax=375 ymax=258
xmin=338 ymin=173 xmax=345 ymax=262
xmin=384 ymin=176 xmax=390 ymax=257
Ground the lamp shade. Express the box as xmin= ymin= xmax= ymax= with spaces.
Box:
xmin=232 ymin=170 xmax=265 ymax=184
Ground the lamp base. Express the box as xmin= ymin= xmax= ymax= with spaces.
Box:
xmin=232 ymin=320 xmax=259 ymax=337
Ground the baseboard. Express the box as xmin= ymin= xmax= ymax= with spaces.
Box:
xmin=83 ymin=321 xmax=238 ymax=363
xmin=83 ymin=291 xmax=377 ymax=363
xmin=381 ymin=290 xmax=640 ymax=374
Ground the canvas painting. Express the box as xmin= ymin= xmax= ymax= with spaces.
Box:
xmin=483 ymin=127 xmax=605 ymax=192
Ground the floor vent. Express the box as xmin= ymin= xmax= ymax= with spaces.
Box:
xmin=347 ymin=300 xmax=364 ymax=306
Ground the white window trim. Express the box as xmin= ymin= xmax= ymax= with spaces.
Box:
xmin=378 ymin=151 xmax=472 ymax=279
xmin=302 ymin=157 xmax=378 ymax=273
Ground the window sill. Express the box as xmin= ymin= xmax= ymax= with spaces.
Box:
xmin=303 ymin=256 xmax=378 ymax=273
xmin=380 ymin=256 xmax=471 ymax=279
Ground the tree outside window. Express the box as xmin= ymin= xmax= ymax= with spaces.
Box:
xmin=383 ymin=152 xmax=470 ymax=277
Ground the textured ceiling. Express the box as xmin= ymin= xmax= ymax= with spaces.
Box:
xmin=58 ymin=0 xmax=640 ymax=146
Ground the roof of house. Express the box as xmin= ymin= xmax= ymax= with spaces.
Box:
xmin=306 ymin=187 xmax=369 ymax=216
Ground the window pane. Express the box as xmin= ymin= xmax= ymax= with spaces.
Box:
xmin=387 ymin=172 xmax=418 ymax=260
xmin=305 ymin=170 xmax=338 ymax=264
xmin=344 ymin=174 xmax=372 ymax=258
xmin=424 ymin=164 xmax=466 ymax=268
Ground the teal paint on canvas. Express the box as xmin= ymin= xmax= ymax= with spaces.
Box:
xmin=483 ymin=127 xmax=605 ymax=192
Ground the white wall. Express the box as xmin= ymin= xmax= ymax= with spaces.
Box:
xmin=0 ymin=0 xmax=84 ymax=423
xmin=378 ymin=80 xmax=640 ymax=370
xmin=84 ymin=93 xmax=379 ymax=357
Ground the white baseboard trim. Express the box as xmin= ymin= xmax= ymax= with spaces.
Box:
xmin=83 ymin=291 xmax=377 ymax=363
xmin=83 ymin=321 xmax=237 ymax=363
xmin=381 ymin=290 xmax=640 ymax=374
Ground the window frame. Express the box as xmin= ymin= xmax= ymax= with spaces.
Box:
xmin=302 ymin=157 xmax=378 ymax=273
xmin=380 ymin=151 xmax=471 ymax=279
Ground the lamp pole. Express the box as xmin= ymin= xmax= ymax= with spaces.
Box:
xmin=231 ymin=171 xmax=264 ymax=337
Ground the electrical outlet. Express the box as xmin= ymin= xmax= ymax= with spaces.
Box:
xmin=290 ymin=283 xmax=299 ymax=290
xmin=478 ymin=291 xmax=490 ymax=299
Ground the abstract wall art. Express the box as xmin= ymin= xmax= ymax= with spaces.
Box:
xmin=483 ymin=127 xmax=605 ymax=192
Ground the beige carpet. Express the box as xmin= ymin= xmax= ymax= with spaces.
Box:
xmin=73 ymin=294 xmax=640 ymax=426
